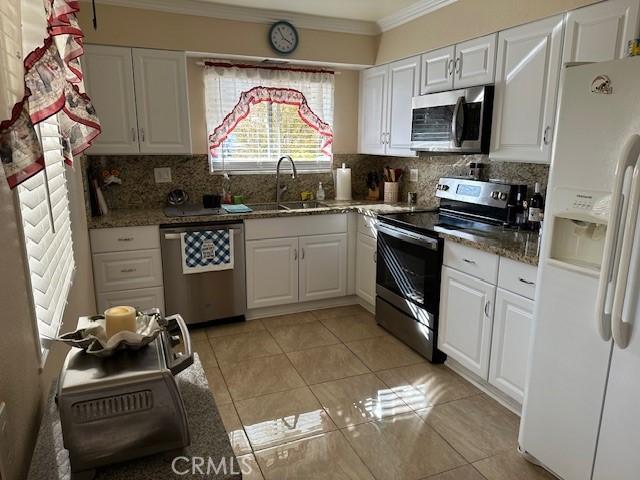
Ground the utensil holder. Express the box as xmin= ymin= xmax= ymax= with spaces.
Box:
xmin=384 ymin=182 xmax=399 ymax=203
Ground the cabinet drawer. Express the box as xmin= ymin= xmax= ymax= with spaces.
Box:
xmin=93 ymin=249 xmax=163 ymax=293
xmin=357 ymin=214 xmax=378 ymax=239
xmin=443 ymin=241 xmax=499 ymax=284
xmin=96 ymin=287 xmax=165 ymax=315
xmin=90 ymin=226 xmax=160 ymax=253
xmin=498 ymin=257 xmax=538 ymax=300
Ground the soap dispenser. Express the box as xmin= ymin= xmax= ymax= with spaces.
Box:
xmin=316 ymin=182 xmax=325 ymax=201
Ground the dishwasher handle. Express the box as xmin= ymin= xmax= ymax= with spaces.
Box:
xmin=163 ymin=228 xmax=241 ymax=240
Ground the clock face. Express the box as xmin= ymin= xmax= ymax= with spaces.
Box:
xmin=269 ymin=21 xmax=299 ymax=54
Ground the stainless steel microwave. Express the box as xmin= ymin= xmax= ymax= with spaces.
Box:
xmin=410 ymin=85 xmax=494 ymax=153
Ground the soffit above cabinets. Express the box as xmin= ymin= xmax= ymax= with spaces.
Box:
xmin=91 ymin=0 xmax=458 ymax=35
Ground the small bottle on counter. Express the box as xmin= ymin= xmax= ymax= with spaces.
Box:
xmin=515 ymin=192 xmax=528 ymax=229
xmin=528 ymin=182 xmax=545 ymax=231
xmin=316 ymin=182 xmax=325 ymax=201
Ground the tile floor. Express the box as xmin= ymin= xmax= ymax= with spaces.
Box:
xmin=193 ymin=305 xmax=555 ymax=480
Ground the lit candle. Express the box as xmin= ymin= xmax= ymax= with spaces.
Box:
xmin=104 ymin=306 xmax=137 ymax=338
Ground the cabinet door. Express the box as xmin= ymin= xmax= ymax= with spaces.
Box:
xmin=299 ymin=233 xmax=347 ymax=302
xmin=132 ymin=49 xmax=192 ymax=154
xmin=387 ymin=56 xmax=419 ymax=156
xmin=355 ymin=232 xmax=377 ymax=306
xmin=438 ymin=266 xmax=495 ymax=379
xmin=454 ymin=33 xmax=497 ymax=89
xmin=563 ymin=0 xmax=640 ymax=63
xmin=420 ymin=45 xmax=455 ymax=94
xmin=489 ymin=289 xmax=534 ymax=404
xmin=82 ymin=45 xmax=139 ymax=154
xmin=97 ymin=287 xmax=165 ymax=316
xmin=246 ymin=237 xmax=298 ymax=309
xmin=358 ymin=65 xmax=388 ymax=154
xmin=490 ymin=15 xmax=564 ymax=164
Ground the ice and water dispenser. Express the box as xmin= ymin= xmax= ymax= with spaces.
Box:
xmin=547 ymin=188 xmax=611 ymax=273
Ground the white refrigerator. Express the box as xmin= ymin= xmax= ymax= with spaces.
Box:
xmin=519 ymin=57 xmax=640 ymax=480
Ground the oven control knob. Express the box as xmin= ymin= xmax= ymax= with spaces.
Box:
xmin=499 ymin=192 xmax=508 ymax=201
xmin=491 ymin=191 xmax=499 ymax=199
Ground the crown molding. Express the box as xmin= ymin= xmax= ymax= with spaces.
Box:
xmin=377 ymin=0 xmax=457 ymax=32
xmin=92 ymin=0 xmax=380 ymax=35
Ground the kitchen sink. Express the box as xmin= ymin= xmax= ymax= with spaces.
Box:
xmin=246 ymin=201 xmax=325 ymax=211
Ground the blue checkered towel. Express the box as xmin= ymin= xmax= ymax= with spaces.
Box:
xmin=180 ymin=230 xmax=234 ymax=274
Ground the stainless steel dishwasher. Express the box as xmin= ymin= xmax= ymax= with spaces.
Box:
xmin=160 ymin=222 xmax=246 ymax=325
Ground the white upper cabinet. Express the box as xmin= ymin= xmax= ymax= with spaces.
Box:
xmin=358 ymin=57 xmax=419 ymax=156
xmin=563 ymin=0 xmax=640 ymax=63
xmin=358 ymin=65 xmax=388 ymax=155
xmin=490 ymin=15 xmax=565 ymax=164
xmin=387 ymin=56 xmax=420 ymax=156
xmin=420 ymin=34 xmax=496 ymax=94
xmin=132 ymin=49 xmax=192 ymax=154
xmin=83 ymin=46 xmax=191 ymax=155
xmin=420 ymin=45 xmax=455 ymax=94
xmin=454 ymin=33 xmax=497 ymax=89
xmin=83 ymin=45 xmax=139 ymax=155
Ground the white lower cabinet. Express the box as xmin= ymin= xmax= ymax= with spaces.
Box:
xmin=489 ymin=289 xmax=535 ymax=404
xmin=355 ymin=232 xmax=377 ymax=306
xmin=246 ymin=237 xmax=299 ymax=309
xmin=90 ymin=226 xmax=165 ymax=314
xmin=299 ymin=234 xmax=347 ymax=302
xmin=245 ymin=224 xmax=348 ymax=309
xmin=439 ymin=266 xmax=495 ymax=379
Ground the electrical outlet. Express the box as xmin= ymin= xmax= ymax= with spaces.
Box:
xmin=154 ymin=167 xmax=172 ymax=184
xmin=409 ymin=168 xmax=419 ymax=182
xmin=0 ymin=402 xmax=10 ymax=480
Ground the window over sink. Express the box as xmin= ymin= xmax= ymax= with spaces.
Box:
xmin=204 ymin=62 xmax=334 ymax=174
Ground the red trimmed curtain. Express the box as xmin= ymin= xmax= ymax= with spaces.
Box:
xmin=204 ymin=62 xmax=334 ymax=172
xmin=0 ymin=0 xmax=101 ymax=188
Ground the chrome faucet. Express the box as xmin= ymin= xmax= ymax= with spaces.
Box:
xmin=275 ymin=155 xmax=297 ymax=206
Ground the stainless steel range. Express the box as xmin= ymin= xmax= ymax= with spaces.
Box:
xmin=375 ymin=177 xmax=527 ymax=362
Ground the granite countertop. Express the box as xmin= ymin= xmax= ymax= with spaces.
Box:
xmin=28 ymin=354 xmax=242 ymax=480
xmin=438 ymin=228 xmax=541 ymax=266
xmin=87 ymin=200 xmax=540 ymax=265
xmin=86 ymin=200 xmax=424 ymax=229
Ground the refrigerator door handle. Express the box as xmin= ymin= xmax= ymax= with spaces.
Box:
xmin=595 ymin=134 xmax=640 ymax=341
xmin=611 ymin=157 xmax=640 ymax=349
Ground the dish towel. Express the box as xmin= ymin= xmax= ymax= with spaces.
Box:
xmin=222 ymin=204 xmax=253 ymax=213
xmin=181 ymin=230 xmax=234 ymax=274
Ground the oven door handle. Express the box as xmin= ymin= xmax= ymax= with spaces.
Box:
xmin=376 ymin=224 xmax=440 ymax=251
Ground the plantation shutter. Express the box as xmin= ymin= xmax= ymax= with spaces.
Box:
xmin=17 ymin=115 xmax=75 ymax=340
xmin=0 ymin=0 xmax=24 ymax=122
xmin=205 ymin=63 xmax=334 ymax=173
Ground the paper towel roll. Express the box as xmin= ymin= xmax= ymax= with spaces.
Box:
xmin=335 ymin=164 xmax=352 ymax=201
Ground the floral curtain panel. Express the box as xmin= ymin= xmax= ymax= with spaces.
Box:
xmin=0 ymin=0 xmax=100 ymax=188
xmin=204 ymin=62 xmax=334 ymax=172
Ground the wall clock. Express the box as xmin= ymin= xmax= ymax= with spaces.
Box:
xmin=269 ymin=21 xmax=299 ymax=55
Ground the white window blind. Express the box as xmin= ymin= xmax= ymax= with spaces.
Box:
xmin=0 ymin=0 xmax=24 ymax=122
xmin=17 ymin=115 xmax=75 ymax=344
xmin=205 ymin=64 xmax=334 ymax=173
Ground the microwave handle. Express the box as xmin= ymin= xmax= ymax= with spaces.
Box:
xmin=451 ymin=96 xmax=465 ymax=148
